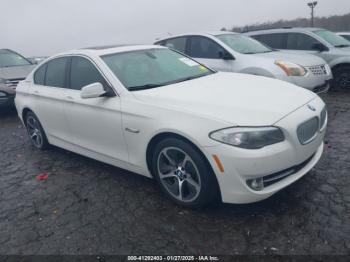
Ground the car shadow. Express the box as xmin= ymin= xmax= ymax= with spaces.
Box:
xmin=0 ymin=106 xmax=17 ymax=118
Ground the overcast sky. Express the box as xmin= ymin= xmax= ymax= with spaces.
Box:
xmin=1 ymin=0 xmax=349 ymax=56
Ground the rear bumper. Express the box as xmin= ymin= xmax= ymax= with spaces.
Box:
xmin=0 ymin=96 xmax=15 ymax=107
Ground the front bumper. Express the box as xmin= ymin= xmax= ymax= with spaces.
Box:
xmin=202 ymin=97 xmax=326 ymax=204
xmin=276 ymin=72 xmax=332 ymax=92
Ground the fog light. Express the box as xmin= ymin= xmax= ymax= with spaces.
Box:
xmin=247 ymin=178 xmax=264 ymax=191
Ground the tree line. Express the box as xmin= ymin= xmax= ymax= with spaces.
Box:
xmin=222 ymin=12 xmax=350 ymax=33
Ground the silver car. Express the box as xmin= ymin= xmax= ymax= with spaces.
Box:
xmin=245 ymin=27 xmax=350 ymax=89
xmin=155 ymin=32 xmax=332 ymax=93
xmin=0 ymin=49 xmax=36 ymax=107
xmin=337 ymin=32 xmax=350 ymax=42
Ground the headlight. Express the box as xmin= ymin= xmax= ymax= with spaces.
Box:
xmin=209 ymin=127 xmax=285 ymax=149
xmin=275 ymin=61 xmax=307 ymax=76
xmin=0 ymin=91 xmax=7 ymax=97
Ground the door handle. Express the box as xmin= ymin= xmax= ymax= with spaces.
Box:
xmin=33 ymin=90 xmax=39 ymax=94
xmin=66 ymin=96 xmax=73 ymax=100
xmin=125 ymin=127 xmax=140 ymax=134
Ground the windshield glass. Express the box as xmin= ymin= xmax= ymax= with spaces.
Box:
xmin=314 ymin=30 xmax=350 ymax=47
xmin=102 ymin=48 xmax=213 ymax=91
xmin=216 ymin=34 xmax=272 ymax=54
xmin=0 ymin=49 xmax=31 ymax=68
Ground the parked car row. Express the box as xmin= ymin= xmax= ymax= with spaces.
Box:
xmin=0 ymin=49 xmax=36 ymax=107
xmin=155 ymin=32 xmax=333 ymax=93
xmin=245 ymin=27 xmax=350 ymax=89
xmin=3 ymin=27 xmax=350 ymax=207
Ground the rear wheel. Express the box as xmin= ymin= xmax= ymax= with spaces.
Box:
xmin=152 ymin=137 xmax=219 ymax=207
xmin=25 ymin=111 xmax=49 ymax=150
xmin=333 ymin=65 xmax=350 ymax=90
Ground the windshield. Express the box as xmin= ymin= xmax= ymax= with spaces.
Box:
xmin=216 ymin=34 xmax=272 ymax=54
xmin=102 ymin=48 xmax=214 ymax=91
xmin=314 ymin=30 xmax=350 ymax=47
xmin=0 ymin=49 xmax=31 ymax=68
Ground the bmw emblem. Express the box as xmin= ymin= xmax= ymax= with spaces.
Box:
xmin=307 ymin=104 xmax=316 ymax=111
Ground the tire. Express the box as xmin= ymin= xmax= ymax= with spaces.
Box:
xmin=151 ymin=137 xmax=219 ymax=208
xmin=333 ymin=65 xmax=350 ymax=90
xmin=25 ymin=111 xmax=49 ymax=150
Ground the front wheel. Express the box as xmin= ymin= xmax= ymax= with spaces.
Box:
xmin=333 ymin=65 xmax=350 ymax=90
xmin=152 ymin=137 xmax=219 ymax=207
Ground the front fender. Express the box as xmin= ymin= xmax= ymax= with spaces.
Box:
xmin=329 ymin=57 xmax=350 ymax=68
xmin=238 ymin=67 xmax=275 ymax=78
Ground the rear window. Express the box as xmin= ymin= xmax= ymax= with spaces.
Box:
xmin=34 ymin=64 xmax=47 ymax=85
xmin=163 ymin=37 xmax=187 ymax=53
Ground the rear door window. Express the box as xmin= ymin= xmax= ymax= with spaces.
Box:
xmin=188 ymin=36 xmax=225 ymax=59
xmin=45 ymin=57 xmax=68 ymax=88
xmin=252 ymin=33 xmax=286 ymax=49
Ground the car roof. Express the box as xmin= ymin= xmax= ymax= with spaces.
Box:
xmin=337 ymin=32 xmax=350 ymax=35
xmin=54 ymin=44 xmax=166 ymax=57
xmin=155 ymin=31 xmax=238 ymax=42
xmin=245 ymin=27 xmax=326 ymax=35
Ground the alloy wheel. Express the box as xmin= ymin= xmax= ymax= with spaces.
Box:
xmin=157 ymin=147 xmax=201 ymax=203
xmin=26 ymin=115 xmax=43 ymax=148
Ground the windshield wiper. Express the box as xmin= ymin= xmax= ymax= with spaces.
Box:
xmin=128 ymin=83 xmax=165 ymax=91
xmin=168 ymin=73 xmax=212 ymax=85
xmin=335 ymin=44 xmax=350 ymax=48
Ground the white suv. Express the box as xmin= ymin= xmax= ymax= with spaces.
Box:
xmin=245 ymin=27 xmax=350 ymax=89
xmin=155 ymin=32 xmax=332 ymax=93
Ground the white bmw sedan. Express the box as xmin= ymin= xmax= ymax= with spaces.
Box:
xmin=15 ymin=45 xmax=327 ymax=207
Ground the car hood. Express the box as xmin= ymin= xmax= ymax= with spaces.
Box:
xmin=0 ymin=65 xmax=36 ymax=80
xmin=255 ymin=51 xmax=326 ymax=66
xmin=329 ymin=46 xmax=350 ymax=56
xmin=132 ymin=72 xmax=317 ymax=126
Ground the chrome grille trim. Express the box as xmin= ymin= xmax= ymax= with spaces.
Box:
xmin=307 ymin=64 xmax=328 ymax=76
xmin=262 ymin=153 xmax=315 ymax=187
xmin=297 ymin=117 xmax=319 ymax=145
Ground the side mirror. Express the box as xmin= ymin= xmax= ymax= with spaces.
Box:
xmin=219 ymin=51 xmax=234 ymax=60
xmin=80 ymin=82 xmax=106 ymax=99
xmin=311 ymin=42 xmax=328 ymax=52
xmin=27 ymin=58 xmax=38 ymax=64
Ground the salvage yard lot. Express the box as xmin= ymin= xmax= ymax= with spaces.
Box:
xmin=0 ymin=91 xmax=349 ymax=255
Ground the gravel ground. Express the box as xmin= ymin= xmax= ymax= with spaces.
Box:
xmin=0 ymin=91 xmax=349 ymax=255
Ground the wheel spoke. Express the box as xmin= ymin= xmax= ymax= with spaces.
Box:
xmin=36 ymin=133 xmax=42 ymax=146
xmin=27 ymin=121 xmax=35 ymax=129
xmin=186 ymin=176 xmax=200 ymax=192
xmin=178 ymin=180 xmax=184 ymax=200
xmin=160 ymin=171 xmax=177 ymax=179
xmin=163 ymin=151 xmax=177 ymax=167
xmin=180 ymin=155 xmax=191 ymax=169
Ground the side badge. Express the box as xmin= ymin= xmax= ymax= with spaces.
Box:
xmin=307 ymin=104 xmax=316 ymax=111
